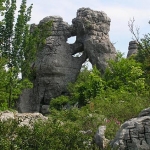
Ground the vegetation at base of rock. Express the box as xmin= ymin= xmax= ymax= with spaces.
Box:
xmin=1 ymin=53 xmax=150 ymax=149
xmin=0 ymin=90 xmax=150 ymax=149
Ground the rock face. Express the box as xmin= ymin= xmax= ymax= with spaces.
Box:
xmin=72 ymin=8 xmax=117 ymax=73
xmin=18 ymin=8 xmax=117 ymax=113
xmin=32 ymin=16 xmax=87 ymax=112
xmin=17 ymin=89 xmax=34 ymax=113
xmin=127 ymin=40 xmax=138 ymax=58
xmin=111 ymin=108 xmax=150 ymax=150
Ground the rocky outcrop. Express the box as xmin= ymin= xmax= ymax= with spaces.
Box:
xmin=32 ymin=16 xmax=87 ymax=112
xmin=111 ymin=108 xmax=150 ymax=150
xmin=72 ymin=8 xmax=117 ymax=73
xmin=94 ymin=126 xmax=110 ymax=149
xmin=127 ymin=40 xmax=138 ymax=58
xmin=19 ymin=16 xmax=87 ymax=113
xmin=18 ymin=8 xmax=117 ymax=113
xmin=0 ymin=110 xmax=48 ymax=128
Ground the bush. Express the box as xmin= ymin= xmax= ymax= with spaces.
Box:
xmin=0 ymin=118 xmax=94 ymax=150
xmin=50 ymin=95 xmax=70 ymax=110
xmin=69 ymin=66 xmax=105 ymax=107
xmin=104 ymin=55 xmax=146 ymax=93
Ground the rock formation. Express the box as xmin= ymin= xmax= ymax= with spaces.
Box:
xmin=31 ymin=16 xmax=87 ymax=112
xmin=127 ymin=40 xmax=138 ymax=57
xmin=18 ymin=8 xmax=117 ymax=113
xmin=111 ymin=108 xmax=150 ymax=150
xmin=72 ymin=8 xmax=117 ymax=73
xmin=0 ymin=110 xmax=48 ymax=128
xmin=18 ymin=16 xmax=87 ymax=113
xmin=94 ymin=126 xmax=110 ymax=149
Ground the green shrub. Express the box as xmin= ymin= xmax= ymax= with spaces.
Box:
xmin=50 ymin=95 xmax=70 ymax=110
xmin=104 ymin=56 xmax=146 ymax=93
xmin=69 ymin=66 xmax=105 ymax=107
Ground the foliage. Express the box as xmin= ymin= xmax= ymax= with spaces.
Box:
xmin=0 ymin=0 xmax=52 ymax=109
xmin=0 ymin=119 xmax=93 ymax=150
xmin=0 ymin=58 xmax=9 ymax=109
xmin=128 ymin=18 xmax=150 ymax=86
xmin=0 ymin=0 xmax=5 ymax=15
xmin=50 ymin=96 xmax=70 ymax=110
xmin=0 ymin=88 xmax=150 ymax=149
xmin=104 ymin=54 xmax=146 ymax=93
xmin=20 ymin=20 xmax=52 ymax=80
xmin=0 ymin=58 xmax=32 ymax=110
xmin=0 ymin=0 xmax=33 ymax=108
xmin=69 ymin=66 xmax=105 ymax=107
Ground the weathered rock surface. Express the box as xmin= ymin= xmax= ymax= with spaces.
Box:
xmin=17 ymin=89 xmax=35 ymax=113
xmin=127 ymin=40 xmax=138 ymax=58
xmin=72 ymin=8 xmax=117 ymax=73
xmin=94 ymin=126 xmax=110 ymax=149
xmin=18 ymin=8 xmax=117 ymax=113
xmin=111 ymin=108 xmax=150 ymax=150
xmin=32 ymin=16 xmax=87 ymax=112
xmin=0 ymin=110 xmax=48 ymax=127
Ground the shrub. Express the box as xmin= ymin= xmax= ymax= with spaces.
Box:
xmin=69 ymin=66 xmax=105 ymax=107
xmin=104 ymin=56 xmax=146 ymax=93
xmin=50 ymin=95 xmax=70 ymax=110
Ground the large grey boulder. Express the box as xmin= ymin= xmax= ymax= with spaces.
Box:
xmin=72 ymin=8 xmax=117 ymax=73
xmin=111 ymin=108 xmax=150 ymax=150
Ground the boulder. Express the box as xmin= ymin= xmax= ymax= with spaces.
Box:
xmin=40 ymin=105 xmax=50 ymax=114
xmin=0 ymin=110 xmax=15 ymax=121
xmin=94 ymin=126 xmax=110 ymax=149
xmin=111 ymin=108 xmax=150 ymax=150
xmin=0 ymin=110 xmax=48 ymax=128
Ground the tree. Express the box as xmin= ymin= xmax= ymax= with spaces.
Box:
xmin=0 ymin=0 xmax=34 ymax=108
xmin=104 ymin=53 xmax=146 ymax=93
xmin=0 ymin=0 xmax=52 ymax=108
xmin=0 ymin=0 xmax=5 ymax=14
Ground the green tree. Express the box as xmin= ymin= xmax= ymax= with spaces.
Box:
xmin=0 ymin=0 xmax=5 ymax=15
xmin=0 ymin=0 xmax=33 ymax=108
xmin=0 ymin=58 xmax=9 ymax=110
xmin=0 ymin=0 xmax=52 ymax=109
xmin=104 ymin=53 xmax=146 ymax=93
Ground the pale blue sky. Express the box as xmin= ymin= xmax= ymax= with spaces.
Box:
xmin=17 ymin=0 xmax=150 ymax=57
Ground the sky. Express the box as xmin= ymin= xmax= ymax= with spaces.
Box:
xmin=17 ymin=0 xmax=150 ymax=57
